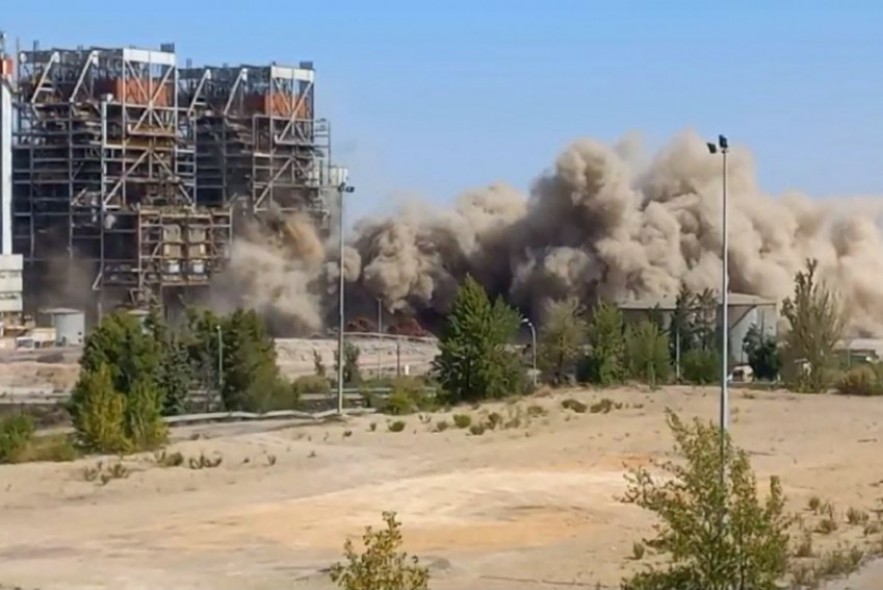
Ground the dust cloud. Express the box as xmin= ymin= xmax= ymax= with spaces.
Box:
xmin=220 ymin=130 xmax=883 ymax=337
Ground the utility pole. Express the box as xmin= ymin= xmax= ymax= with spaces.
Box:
xmin=707 ymin=134 xmax=730 ymax=485
xmin=521 ymin=317 xmax=537 ymax=387
xmin=376 ymin=298 xmax=383 ymax=377
xmin=330 ymin=166 xmax=354 ymax=415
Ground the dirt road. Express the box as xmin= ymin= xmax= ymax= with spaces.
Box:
xmin=1 ymin=386 xmax=882 ymax=589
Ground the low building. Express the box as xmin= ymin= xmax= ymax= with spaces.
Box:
xmin=616 ymin=292 xmax=778 ymax=364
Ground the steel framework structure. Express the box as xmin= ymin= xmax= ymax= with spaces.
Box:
xmin=178 ymin=62 xmax=331 ymax=228
xmin=12 ymin=44 xmax=232 ymax=310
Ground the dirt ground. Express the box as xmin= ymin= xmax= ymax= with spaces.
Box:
xmin=2 ymin=385 xmax=883 ymax=590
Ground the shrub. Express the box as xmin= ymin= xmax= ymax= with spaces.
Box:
xmin=0 ymin=413 xmax=35 ymax=463
xmin=589 ymin=398 xmax=614 ymax=414
xmin=384 ymin=390 xmax=417 ymax=415
xmin=452 ymin=414 xmax=472 ymax=429
xmin=624 ymin=319 xmax=671 ymax=386
xmin=561 ymin=398 xmax=588 ymax=413
xmin=781 ymin=259 xmax=846 ymax=393
xmin=329 ymin=511 xmax=429 ymax=590
xmin=293 ymin=375 xmax=331 ymax=395
xmin=743 ymin=325 xmax=782 ymax=381
xmin=70 ymin=363 xmax=130 ymax=454
xmin=387 ymin=420 xmax=406 ymax=433
xmin=125 ymin=378 xmax=168 ymax=450
xmin=585 ymin=303 xmax=626 ymax=385
xmin=19 ymin=433 xmax=79 ymax=463
xmin=836 ymin=365 xmax=883 ymax=396
xmin=681 ymin=349 xmax=719 ymax=385
xmin=468 ymin=424 xmax=486 ymax=436
xmin=621 ymin=410 xmax=791 ymax=590
xmin=537 ymin=298 xmax=585 ymax=385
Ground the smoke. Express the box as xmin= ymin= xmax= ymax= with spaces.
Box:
xmin=220 ymin=130 xmax=883 ymax=337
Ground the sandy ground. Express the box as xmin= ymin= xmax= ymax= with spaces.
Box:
xmin=1 ymin=386 xmax=883 ymax=590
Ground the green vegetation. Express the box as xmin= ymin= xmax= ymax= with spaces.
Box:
xmin=584 ymin=302 xmax=627 ymax=385
xmin=68 ymin=306 xmax=300 ymax=455
xmin=433 ymin=275 xmax=524 ymax=403
xmin=621 ymin=410 xmax=791 ymax=590
xmin=536 ymin=297 xmax=585 ymax=385
xmin=781 ymin=258 xmax=847 ymax=393
xmin=329 ymin=511 xmax=429 ymax=590
xmin=624 ymin=319 xmax=670 ymax=387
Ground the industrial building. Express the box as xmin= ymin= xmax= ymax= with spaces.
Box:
xmin=0 ymin=35 xmax=335 ymax=319
xmin=617 ymin=292 xmax=778 ymax=365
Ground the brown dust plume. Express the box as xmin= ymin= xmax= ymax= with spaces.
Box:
xmin=221 ymin=130 xmax=883 ymax=336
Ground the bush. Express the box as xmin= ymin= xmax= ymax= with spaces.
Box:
xmin=781 ymin=259 xmax=846 ymax=393
xmin=561 ymin=398 xmax=588 ymax=413
xmin=452 ymin=414 xmax=472 ymax=429
xmin=836 ymin=365 xmax=883 ymax=396
xmin=585 ymin=303 xmax=626 ymax=385
xmin=624 ymin=319 xmax=671 ymax=386
xmin=621 ymin=410 xmax=791 ymax=590
xmin=388 ymin=420 xmax=406 ymax=433
xmin=0 ymin=413 xmax=35 ymax=463
xmin=380 ymin=377 xmax=436 ymax=415
xmin=681 ymin=349 xmax=719 ymax=385
xmin=125 ymin=378 xmax=168 ymax=450
xmin=329 ymin=511 xmax=429 ymax=590
xmin=292 ymin=375 xmax=331 ymax=395
xmin=70 ymin=363 xmax=130 ymax=454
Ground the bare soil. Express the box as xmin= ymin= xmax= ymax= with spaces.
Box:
xmin=1 ymin=385 xmax=882 ymax=590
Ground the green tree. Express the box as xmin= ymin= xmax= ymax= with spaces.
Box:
xmin=681 ymin=348 xmax=720 ymax=385
xmin=622 ymin=411 xmax=791 ymax=590
xmin=625 ymin=319 xmax=671 ymax=387
xmin=79 ymin=310 xmax=162 ymax=395
xmin=156 ymin=335 xmax=193 ymax=415
xmin=329 ymin=511 xmax=429 ymax=590
xmin=334 ymin=341 xmax=362 ymax=385
xmin=125 ymin=377 xmax=168 ymax=449
xmin=433 ymin=275 xmax=521 ymax=403
xmin=219 ymin=309 xmax=288 ymax=412
xmin=70 ymin=363 xmax=130 ymax=453
xmin=742 ymin=325 xmax=781 ymax=382
xmin=781 ymin=259 xmax=847 ymax=393
xmin=585 ymin=302 xmax=626 ymax=385
xmin=537 ymin=297 xmax=585 ymax=385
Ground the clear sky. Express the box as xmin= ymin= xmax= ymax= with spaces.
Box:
xmin=5 ymin=1 xmax=883 ymax=224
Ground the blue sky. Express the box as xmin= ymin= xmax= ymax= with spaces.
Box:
xmin=5 ymin=1 xmax=883 ymax=224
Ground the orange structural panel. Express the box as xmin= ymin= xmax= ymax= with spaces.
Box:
xmin=0 ymin=58 xmax=12 ymax=79
xmin=244 ymin=92 xmax=311 ymax=118
xmin=94 ymin=78 xmax=172 ymax=106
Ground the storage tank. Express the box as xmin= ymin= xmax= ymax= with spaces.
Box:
xmin=40 ymin=308 xmax=86 ymax=346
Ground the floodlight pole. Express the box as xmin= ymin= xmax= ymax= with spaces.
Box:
xmin=332 ymin=166 xmax=355 ymax=416
xmin=707 ymin=135 xmax=730 ymax=486
xmin=521 ymin=317 xmax=537 ymax=387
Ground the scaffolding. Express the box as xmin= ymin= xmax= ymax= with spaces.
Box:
xmin=178 ymin=62 xmax=331 ymax=228
xmin=12 ymin=44 xmax=232 ymax=310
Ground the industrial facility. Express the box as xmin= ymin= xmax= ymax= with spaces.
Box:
xmin=0 ymin=34 xmax=336 ymax=322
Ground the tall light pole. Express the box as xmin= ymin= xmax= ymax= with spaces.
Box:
xmin=330 ymin=165 xmax=354 ymax=415
xmin=376 ymin=297 xmax=383 ymax=376
xmin=707 ymin=134 xmax=729 ymax=479
xmin=216 ymin=324 xmax=223 ymax=412
xmin=521 ymin=317 xmax=537 ymax=387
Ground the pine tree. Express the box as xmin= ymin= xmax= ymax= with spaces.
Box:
xmin=781 ymin=258 xmax=846 ymax=392
xmin=585 ymin=302 xmax=626 ymax=385
xmin=625 ymin=319 xmax=671 ymax=387
xmin=537 ymin=297 xmax=585 ymax=384
xmin=433 ymin=276 xmax=521 ymax=402
xmin=70 ymin=363 xmax=130 ymax=453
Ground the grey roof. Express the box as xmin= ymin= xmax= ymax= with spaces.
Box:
xmin=616 ymin=292 xmax=777 ymax=311
xmin=39 ymin=307 xmax=84 ymax=315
